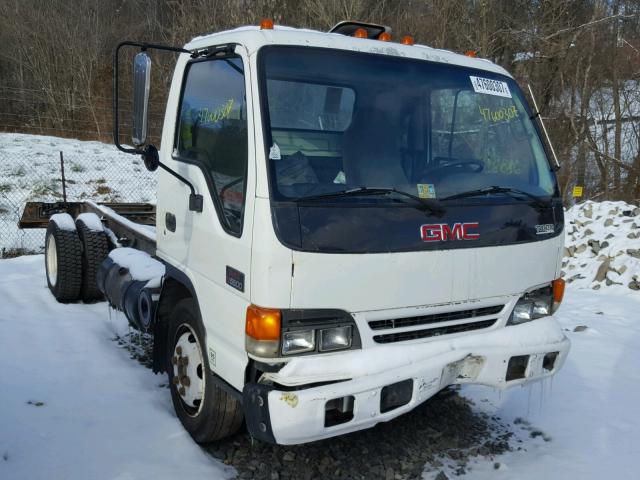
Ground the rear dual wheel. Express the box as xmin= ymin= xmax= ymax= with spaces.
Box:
xmin=44 ymin=214 xmax=109 ymax=303
xmin=45 ymin=217 xmax=82 ymax=303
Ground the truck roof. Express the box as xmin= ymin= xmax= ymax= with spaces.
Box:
xmin=184 ymin=25 xmax=512 ymax=78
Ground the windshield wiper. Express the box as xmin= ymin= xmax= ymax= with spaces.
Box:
xmin=441 ymin=186 xmax=550 ymax=208
xmin=298 ymin=187 xmax=446 ymax=216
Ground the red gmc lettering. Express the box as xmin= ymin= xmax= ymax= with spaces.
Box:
xmin=420 ymin=222 xmax=480 ymax=242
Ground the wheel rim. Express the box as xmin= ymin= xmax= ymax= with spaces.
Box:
xmin=172 ymin=324 xmax=205 ymax=416
xmin=46 ymin=235 xmax=58 ymax=287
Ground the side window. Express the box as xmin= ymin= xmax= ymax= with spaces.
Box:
xmin=176 ymin=56 xmax=247 ymax=235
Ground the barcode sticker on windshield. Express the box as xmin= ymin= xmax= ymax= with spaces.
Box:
xmin=470 ymin=76 xmax=511 ymax=98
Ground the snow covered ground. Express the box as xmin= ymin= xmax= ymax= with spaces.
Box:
xmin=0 ymin=256 xmax=232 ymax=480
xmin=1 ymin=252 xmax=639 ymax=479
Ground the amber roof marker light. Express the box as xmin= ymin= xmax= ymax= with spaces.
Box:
xmin=378 ymin=32 xmax=392 ymax=42
xmin=353 ymin=28 xmax=368 ymax=38
xmin=401 ymin=35 xmax=415 ymax=45
xmin=260 ymin=18 xmax=274 ymax=30
xmin=464 ymin=50 xmax=478 ymax=58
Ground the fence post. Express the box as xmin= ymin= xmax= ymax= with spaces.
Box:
xmin=59 ymin=151 xmax=67 ymax=204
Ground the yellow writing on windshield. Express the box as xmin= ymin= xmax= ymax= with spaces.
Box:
xmin=478 ymin=105 xmax=518 ymax=122
xmin=197 ymin=98 xmax=235 ymax=125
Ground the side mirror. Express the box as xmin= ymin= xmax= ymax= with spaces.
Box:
xmin=132 ymin=51 xmax=151 ymax=146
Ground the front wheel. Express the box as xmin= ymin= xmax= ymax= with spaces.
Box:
xmin=167 ymin=299 xmax=243 ymax=443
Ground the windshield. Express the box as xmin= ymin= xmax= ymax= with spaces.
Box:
xmin=259 ymin=46 xmax=557 ymax=203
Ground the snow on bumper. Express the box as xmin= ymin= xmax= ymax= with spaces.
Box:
xmin=244 ymin=317 xmax=570 ymax=445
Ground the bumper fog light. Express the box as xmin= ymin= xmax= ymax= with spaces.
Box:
xmin=506 ymin=355 xmax=529 ymax=381
xmin=282 ymin=330 xmax=315 ymax=355
xmin=324 ymin=395 xmax=355 ymax=427
xmin=319 ymin=325 xmax=353 ymax=352
xmin=543 ymin=351 xmax=559 ymax=372
xmin=380 ymin=379 xmax=413 ymax=413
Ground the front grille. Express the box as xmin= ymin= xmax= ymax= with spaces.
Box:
xmin=368 ymin=305 xmax=504 ymax=331
xmin=372 ymin=319 xmax=497 ymax=344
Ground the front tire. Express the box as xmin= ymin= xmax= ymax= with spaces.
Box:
xmin=45 ymin=216 xmax=82 ymax=303
xmin=167 ymin=298 xmax=243 ymax=443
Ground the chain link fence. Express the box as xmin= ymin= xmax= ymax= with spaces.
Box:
xmin=0 ymin=132 xmax=156 ymax=258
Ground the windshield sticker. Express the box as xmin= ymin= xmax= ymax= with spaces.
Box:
xmin=269 ymin=143 xmax=281 ymax=160
xmin=417 ymin=183 xmax=436 ymax=199
xmin=535 ymin=224 xmax=555 ymax=235
xmin=333 ymin=171 xmax=346 ymax=184
xmin=479 ymin=105 xmax=519 ymax=122
xmin=470 ymin=76 xmax=511 ymax=98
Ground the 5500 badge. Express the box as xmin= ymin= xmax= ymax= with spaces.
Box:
xmin=420 ymin=223 xmax=480 ymax=242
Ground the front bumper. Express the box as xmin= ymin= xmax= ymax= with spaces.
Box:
xmin=243 ymin=317 xmax=570 ymax=445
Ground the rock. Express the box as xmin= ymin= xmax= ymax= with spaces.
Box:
xmin=583 ymin=228 xmax=594 ymax=237
xmin=563 ymin=247 xmax=573 ymax=257
xmin=604 ymin=218 xmax=614 ymax=227
xmin=283 ymin=451 xmax=296 ymax=462
xmin=434 ymin=472 xmax=449 ymax=480
xmin=617 ymin=265 xmax=628 ymax=275
xmin=588 ymin=240 xmax=600 ymax=254
xmin=597 ymin=254 xmax=608 ymax=261
xmin=573 ymin=325 xmax=588 ymax=332
xmin=634 ymin=207 xmax=640 ymax=216
xmin=594 ymin=259 xmax=611 ymax=282
xmin=584 ymin=206 xmax=593 ymax=218
xmin=606 ymin=233 xmax=615 ymax=239
xmin=629 ymin=281 xmax=640 ymax=291
xmin=628 ymin=232 xmax=637 ymax=240
xmin=575 ymin=244 xmax=587 ymax=254
xmin=627 ymin=249 xmax=640 ymax=259
xmin=593 ymin=284 xmax=601 ymax=290
xmin=601 ymin=241 xmax=609 ymax=249
xmin=608 ymin=209 xmax=618 ymax=215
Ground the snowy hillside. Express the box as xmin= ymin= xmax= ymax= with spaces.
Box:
xmin=562 ymin=200 xmax=640 ymax=292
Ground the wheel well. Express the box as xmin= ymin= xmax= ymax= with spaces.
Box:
xmin=152 ymin=276 xmax=193 ymax=374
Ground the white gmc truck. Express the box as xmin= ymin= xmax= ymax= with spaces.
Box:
xmin=26 ymin=21 xmax=570 ymax=445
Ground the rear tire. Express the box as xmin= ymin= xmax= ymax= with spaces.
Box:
xmin=76 ymin=216 xmax=109 ymax=302
xmin=167 ymin=298 xmax=244 ymax=443
xmin=45 ymin=217 xmax=82 ymax=303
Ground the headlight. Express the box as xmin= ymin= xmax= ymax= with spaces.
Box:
xmin=282 ymin=330 xmax=315 ymax=355
xmin=507 ymin=286 xmax=552 ymax=325
xmin=245 ymin=306 xmax=361 ymax=358
xmin=320 ymin=325 xmax=353 ymax=352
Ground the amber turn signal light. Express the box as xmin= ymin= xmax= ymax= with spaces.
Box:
xmin=246 ymin=305 xmax=281 ymax=341
xmin=552 ymin=278 xmax=565 ymax=304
